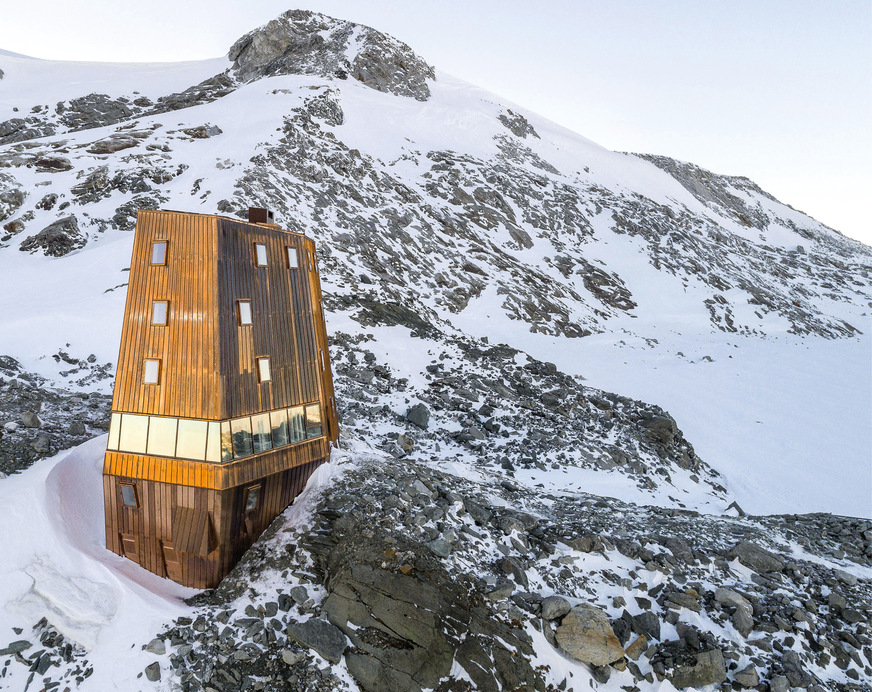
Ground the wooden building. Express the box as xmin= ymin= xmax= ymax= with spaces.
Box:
xmin=103 ymin=207 xmax=339 ymax=588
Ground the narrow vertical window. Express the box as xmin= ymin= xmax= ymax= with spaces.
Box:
xmin=107 ymin=412 xmax=122 ymax=451
xmin=151 ymin=241 xmax=167 ymax=265
xmin=237 ymin=300 xmax=252 ymax=326
xmin=254 ymin=243 xmax=268 ymax=267
xmin=319 ymin=349 xmax=326 ymax=372
xmin=143 ymin=359 xmax=160 ymax=385
xmin=257 ymin=357 xmax=271 ymax=382
xmin=305 ymin=404 xmax=322 ymax=439
xmin=287 ymin=246 xmax=299 ymax=269
xmin=307 ymin=250 xmax=314 ymax=271
xmin=152 ymin=301 xmax=168 ymax=326
xmin=244 ymin=485 xmax=261 ymax=512
xmin=120 ymin=484 xmax=138 ymax=508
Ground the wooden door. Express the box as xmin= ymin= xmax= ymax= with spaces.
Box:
xmin=162 ymin=542 xmax=183 ymax=582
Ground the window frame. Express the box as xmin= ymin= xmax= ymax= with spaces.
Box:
xmin=151 ymin=300 xmax=169 ymax=326
xmin=143 ymin=359 xmax=161 ymax=385
xmin=244 ymin=485 xmax=262 ymax=513
xmin=237 ymin=300 xmax=253 ymax=326
xmin=150 ymin=240 xmax=167 ymax=266
xmin=256 ymin=356 xmax=271 ymax=383
xmin=119 ymin=483 xmax=139 ymax=508
xmin=254 ymin=242 xmax=268 ymax=267
xmin=287 ymin=246 xmax=299 ymax=269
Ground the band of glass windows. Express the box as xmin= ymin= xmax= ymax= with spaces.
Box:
xmin=106 ymin=403 xmax=324 ymax=463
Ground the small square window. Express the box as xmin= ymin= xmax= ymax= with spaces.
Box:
xmin=287 ymin=247 xmax=299 ymax=269
xmin=152 ymin=301 xmax=168 ymax=326
xmin=144 ymin=359 xmax=160 ymax=384
xmin=151 ymin=241 xmax=167 ymax=265
xmin=238 ymin=300 xmax=252 ymax=326
xmin=120 ymin=484 xmax=138 ymax=508
xmin=244 ymin=485 xmax=261 ymax=512
xmin=254 ymin=243 xmax=268 ymax=267
xmin=257 ymin=357 xmax=271 ymax=382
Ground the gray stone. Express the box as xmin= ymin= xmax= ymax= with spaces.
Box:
xmin=0 ymin=640 xmax=31 ymax=656
xmin=145 ymin=637 xmax=166 ymax=655
xmin=485 ymin=583 xmax=514 ymax=601
xmin=405 ymin=403 xmax=430 ymax=429
xmin=668 ymin=649 xmax=727 ymax=689
xmin=728 ymin=541 xmax=785 ymax=573
xmin=714 ymin=587 xmax=751 ymax=611
xmin=834 ymin=569 xmax=858 ymax=586
xmin=540 ymin=595 xmax=571 ymax=621
xmin=21 ymin=411 xmax=42 ymax=428
xmin=734 ymin=663 xmax=759 ymax=688
xmin=555 ymin=604 xmax=625 ymax=666
xmin=633 ymin=611 xmax=661 ymax=641
xmin=145 ymin=662 xmax=161 ymax=682
xmin=426 ymin=539 xmax=452 ymax=558
xmin=783 ymin=650 xmax=815 ymax=688
xmin=281 ymin=649 xmax=305 ymax=665
xmin=19 ymin=216 xmax=86 ymax=257
xmin=68 ymin=420 xmax=86 ymax=435
xmin=625 ymin=634 xmax=647 ymax=661
xmin=290 ymin=585 xmax=309 ymax=604
xmin=286 ymin=618 xmax=347 ymax=663
xmin=732 ymin=604 xmax=754 ymax=637
xmin=770 ymin=675 xmax=790 ymax=692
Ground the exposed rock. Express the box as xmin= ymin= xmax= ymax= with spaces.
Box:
xmin=728 ymin=541 xmax=785 ymax=573
xmin=145 ymin=638 xmax=166 ymax=655
xmin=144 ymin=661 xmax=161 ymax=682
xmin=734 ymin=663 xmax=759 ymax=688
xmin=783 ymin=650 xmax=815 ymax=688
xmin=405 ymin=402 xmax=430 ymax=429
xmin=19 ymin=215 xmax=85 ymax=257
xmin=21 ymin=411 xmax=42 ymax=428
xmin=286 ymin=618 xmax=347 ymax=663
xmin=555 ymin=604 xmax=625 ymax=666
xmin=86 ymin=134 xmax=140 ymax=154
xmin=540 ymin=595 xmax=571 ymax=621
xmin=181 ymin=124 xmax=223 ymax=139
xmin=0 ymin=185 xmax=25 ymax=222
xmin=229 ymin=10 xmax=435 ymax=100
xmin=59 ymin=93 xmax=135 ymax=131
xmin=498 ymin=110 xmax=539 ymax=139
xmin=625 ymin=634 xmax=647 ymax=661
xmin=34 ymin=155 xmax=73 ymax=173
xmin=668 ymin=649 xmax=727 ymax=689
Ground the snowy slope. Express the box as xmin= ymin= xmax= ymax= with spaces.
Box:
xmin=0 ymin=9 xmax=871 ymax=692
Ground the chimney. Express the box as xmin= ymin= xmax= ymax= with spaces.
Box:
xmin=248 ymin=207 xmax=275 ymax=225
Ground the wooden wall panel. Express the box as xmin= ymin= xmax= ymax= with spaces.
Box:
xmin=111 ymin=210 xmax=221 ymax=419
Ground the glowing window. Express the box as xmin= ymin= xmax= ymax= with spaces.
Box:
xmin=152 ymin=301 xmax=168 ymax=326
xmin=254 ymin=243 xmax=268 ymax=267
xmin=287 ymin=247 xmax=299 ymax=269
xmin=143 ymin=359 xmax=160 ymax=384
xmin=205 ymin=422 xmax=221 ymax=463
xmin=119 ymin=414 xmax=149 ymax=453
xmin=146 ymin=416 xmax=177 ymax=457
xmin=107 ymin=412 xmax=121 ymax=451
xmin=176 ymin=419 xmax=208 ymax=461
xmin=238 ymin=300 xmax=252 ymax=326
xmin=151 ymin=241 xmax=167 ymax=265
xmin=257 ymin=357 xmax=271 ymax=383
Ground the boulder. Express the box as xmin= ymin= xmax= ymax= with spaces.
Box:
xmin=668 ymin=649 xmax=727 ymax=689
xmin=21 ymin=411 xmax=42 ymax=428
xmin=286 ymin=618 xmax=347 ymax=663
xmin=144 ymin=662 xmax=161 ymax=682
xmin=405 ymin=403 xmax=430 ymax=430
xmin=783 ymin=650 xmax=815 ymax=688
xmin=728 ymin=541 xmax=785 ymax=573
xmin=734 ymin=664 xmax=759 ymax=688
xmin=540 ymin=595 xmax=571 ymax=621
xmin=554 ymin=604 xmax=625 ymax=666
xmin=19 ymin=216 xmax=86 ymax=257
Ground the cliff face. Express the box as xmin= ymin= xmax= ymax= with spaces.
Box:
xmin=0 ymin=11 xmax=870 ymax=692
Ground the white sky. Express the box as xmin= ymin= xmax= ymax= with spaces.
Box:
xmin=2 ymin=0 xmax=870 ymax=245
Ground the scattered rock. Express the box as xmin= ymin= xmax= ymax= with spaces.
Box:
xmin=540 ymin=595 xmax=571 ymax=621
xmin=728 ymin=541 xmax=785 ymax=573
xmin=144 ymin=661 xmax=161 ymax=682
xmin=669 ymin=649 xmax=727 ymax=689
xmin=405 ymin=402 xmax=430 ymax=429
xmin=19 ymin=215 xmax=86 ymax=257
xmin=286 ymin=618 xmax=347 ymax=663
xmin=734 ymin=663 xmax=759 ymax=688
xmin=555 ymin=604 xmax=625 ymax=666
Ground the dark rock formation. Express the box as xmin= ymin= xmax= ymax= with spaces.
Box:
xmin=19 ymin=216 xmax=85 ymax=257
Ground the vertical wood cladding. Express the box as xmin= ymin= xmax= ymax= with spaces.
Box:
xmin=104 ymin=209 xmax=339 ymax=589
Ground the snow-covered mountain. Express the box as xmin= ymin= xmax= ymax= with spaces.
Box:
xmin=0 ymin=10 xmax=870 ymax=692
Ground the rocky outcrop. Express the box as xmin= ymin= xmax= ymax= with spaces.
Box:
xmin=228 ymin=10 xmax=435 ymax=100
xmin=19 ymin=216 xmax=85 ymax=257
